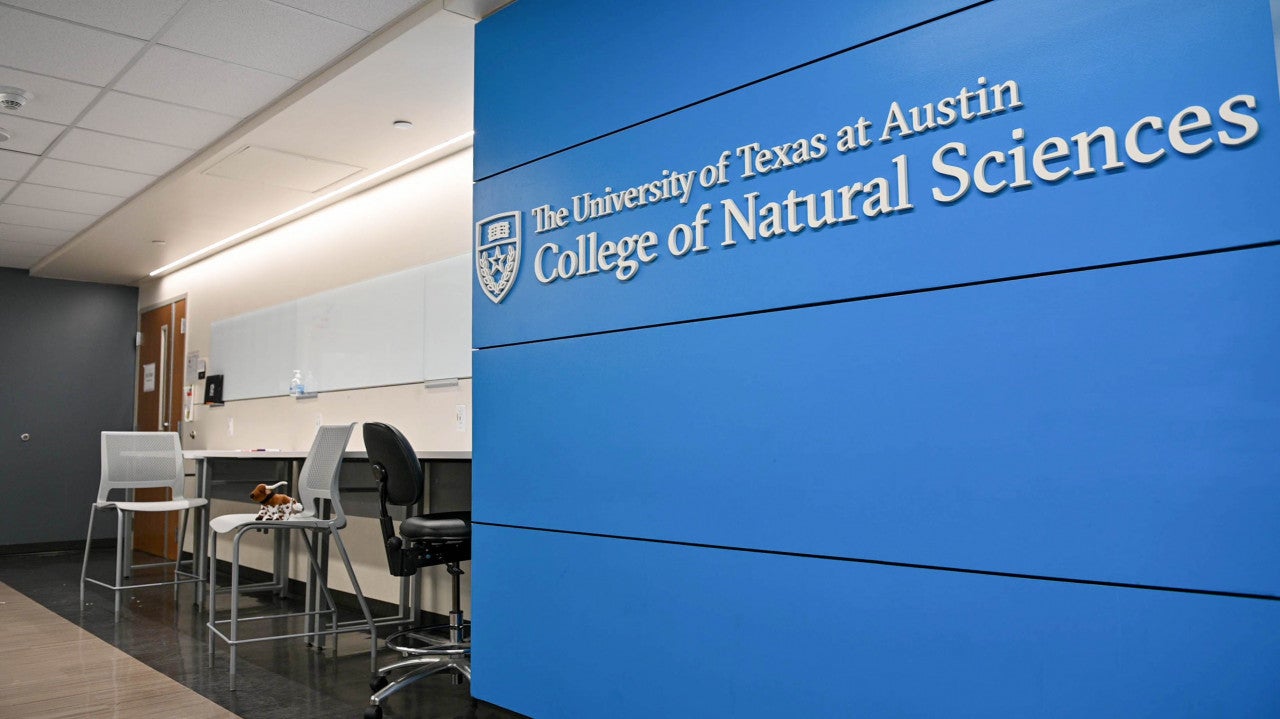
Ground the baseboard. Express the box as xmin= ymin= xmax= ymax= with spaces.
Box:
xmin=0 ymin=539 xmax=113 ymax=556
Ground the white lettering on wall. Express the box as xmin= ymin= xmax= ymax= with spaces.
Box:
xmin=508 ymin=84 xmax=1263 ymax=290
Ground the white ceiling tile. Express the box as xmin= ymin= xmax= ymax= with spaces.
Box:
xmin=0 ymin=179 xmax=14 ymax=196
xmin=0 ymin=113 xmax=66 ymax=154
xmin=0 ymin=7 xmax=146 ymax=86
xmin=48 ymin=128 xmax=189 ymax=175
xmin=7 ymin=182 xmax=124 ymax=215
xmin=115 ymin=44 xmax=296 ymax=116
xmin=0 ymin=241 xmax=51 ymax=269
xmin=271 ymin=0 xmax=421 ymax=32
xmin=26 ymin=158 xmax=156 ymax=197
xmin=1 ymin=0 xmax=188 ymax=40
xmin=0 ymin=237 xmax=59 ymax=255
xmin=0 ymin=202 xmax=97 ymax=232
xmin=158 ymin=0 xmax=367 ymax=80
xmin=0 ymin=149 xmax=39 ymax=180
xmin=0 ymin=257 xmax=35 ymax=270
xmin=0 ymin=67 xmax=100 ymax=125
xmin=0 ymin=221 xmax=74 ymax=246
xmin=78 ymin=91 xmax=240 ymax=150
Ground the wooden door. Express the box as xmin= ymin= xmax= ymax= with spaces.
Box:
xmin=133 ymin=299 xmax=187 ymax=559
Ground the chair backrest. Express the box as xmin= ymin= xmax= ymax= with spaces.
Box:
xmin=98 ymin=432 xmax=186 ymax=502
xmin=296 ymin=423 xmax=356 ymax=525
xmin=362 ymin=421 xmax=423 ymax=509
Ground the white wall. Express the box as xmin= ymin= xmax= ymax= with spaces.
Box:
xmin=140 ymin=147 xmax=474 ymax=613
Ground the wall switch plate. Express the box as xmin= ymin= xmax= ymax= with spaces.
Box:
xmin=455 ymin=404 xmax=466 ymax=432
xmin=227 ymin=418 xmax=234 ymax=437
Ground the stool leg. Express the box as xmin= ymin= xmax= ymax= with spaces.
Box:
xmin=298 ymin=531 xmax=337 ymax=650
xmin=114 ymin=510 xmax=125 ymax=617
xmin=161 ymin=510 xmax=170 ymax=574
xmin=448 ymin=563 xmax=465 ymax=644
xmin=448 ymin=563 xmax=466 ymax=685
xmin=80 ymin=508 xmax=96 ymax=607
xmin=207 ymin=529 xmax=217 ymax=660
xmin=331 ymin=531 xmax=378 ymax=674
xmin=370 ymin=658 xmax=452 ymax=707
xmin=229 ymin=527 xmax=249 ymax=691
xmin=175 ymin=508 xmax=190 ymax=602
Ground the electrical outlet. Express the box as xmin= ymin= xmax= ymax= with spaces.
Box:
xmin=455 ymin=404 xmax=466 ymax=432
xmin=314 ymin=413 xmax=323 ymax=428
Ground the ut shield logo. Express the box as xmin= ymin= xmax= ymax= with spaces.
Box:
xmin=475 ymin=211 xmax=521 ymax=304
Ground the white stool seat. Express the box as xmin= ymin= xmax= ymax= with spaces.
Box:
xmin=96 ymin=498 xmax=206 ymax=513
xmin=208 ymin=511 xmax=321 ymax=533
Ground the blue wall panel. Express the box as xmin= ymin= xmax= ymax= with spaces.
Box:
xmin=472 ymin=525 xmax=1280 ymax=718
xmin=475 ymin=0 xmax=1280 ymax=347
xmin=475 ymin=245 xmax=1280 ymax=596
xmin=474 ymin=0 xmax=975 ymax=179
xmin=472 ymin=0 xmax=1280 ymax=714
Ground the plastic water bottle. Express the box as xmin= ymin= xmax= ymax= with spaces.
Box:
xmin=289 ymin=369 xmax=304 ymax=397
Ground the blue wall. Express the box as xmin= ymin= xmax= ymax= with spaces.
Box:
xmin=472 ymin=1 xmax=1280 ymax=715
xmin=0 ymin=268 xmax=138 ymax=548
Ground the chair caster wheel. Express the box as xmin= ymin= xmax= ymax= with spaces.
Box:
xmin=364 ymin=705 xmax=383 ymax=719
xmin=370 ymin=675 xmax=389 ymax=692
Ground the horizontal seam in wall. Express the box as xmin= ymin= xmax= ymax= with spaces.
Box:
xmin=474 ymin=521 xmax=1279 ymax=603
xmin=474 ymin=0 xmax=995 ymax=184
xmin=474 ymin=239 xmax=1280 ymax=351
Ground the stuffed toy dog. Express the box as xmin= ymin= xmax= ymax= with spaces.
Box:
xmin=250 ymin=481 xmax=304 ymax=520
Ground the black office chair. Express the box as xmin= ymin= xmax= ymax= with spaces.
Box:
xmin=363 ymin=421 xmax=471 ymax=719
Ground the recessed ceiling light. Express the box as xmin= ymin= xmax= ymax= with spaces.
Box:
xmin=0 ymin=128 xmax=9 ymax=143
xmin=392 ymin=120 xmax=413 ymax=129
xmin=0 ymin=86 xmax=32 ymax=111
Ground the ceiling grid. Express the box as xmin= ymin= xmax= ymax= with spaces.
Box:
xmin=0 ymin=0 xmax=487 ymax=281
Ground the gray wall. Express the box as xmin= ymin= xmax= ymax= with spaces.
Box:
xmin=0 ymin=268 xmax=137 ymax=547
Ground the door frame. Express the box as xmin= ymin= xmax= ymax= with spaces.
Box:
xmin=132 ymin=294 xmax=189 ymax=560
xmin=134 ymin=294 xmax=189 ymax=431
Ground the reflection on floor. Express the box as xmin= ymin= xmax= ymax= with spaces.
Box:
xmin=0 ymin=549 xmax=526 ymax=719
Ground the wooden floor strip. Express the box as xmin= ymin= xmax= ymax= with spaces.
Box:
xmin=0 ymin=581 xmax=239 ymax=719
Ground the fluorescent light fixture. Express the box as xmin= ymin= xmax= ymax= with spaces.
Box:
xmin=149 ymin=130 xmax=475 ymax=278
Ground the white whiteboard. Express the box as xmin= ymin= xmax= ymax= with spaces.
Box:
xmin=210 ymin=254 xmax=471 ymax=401
xmin=423 ymin=253 xmax=472 ymax=381
xmin=297 ymin=265 xmax=426 ymax=393
xmin=210 ymin=303 xmax=297 ymax=401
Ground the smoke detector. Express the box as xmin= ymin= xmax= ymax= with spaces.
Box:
xmin=0 ymin=87 xmax=32 ymax=111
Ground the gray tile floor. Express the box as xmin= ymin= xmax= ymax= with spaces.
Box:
xmin=0 ymin=549 xmax=526 ymax=719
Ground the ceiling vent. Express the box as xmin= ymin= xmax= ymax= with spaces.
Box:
xmin=0 ymin=87 xmax=32 ymax=111
xmin=203 ymin=146 xmax=363 ymax=193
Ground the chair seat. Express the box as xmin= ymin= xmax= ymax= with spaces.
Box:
xmin=95 ymin=498 xmax=207 ymax=512
xmin=400 ymin=511 xmax=470 ymax=541
xmin=209 ymin=511 xmax=322 ymax=534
